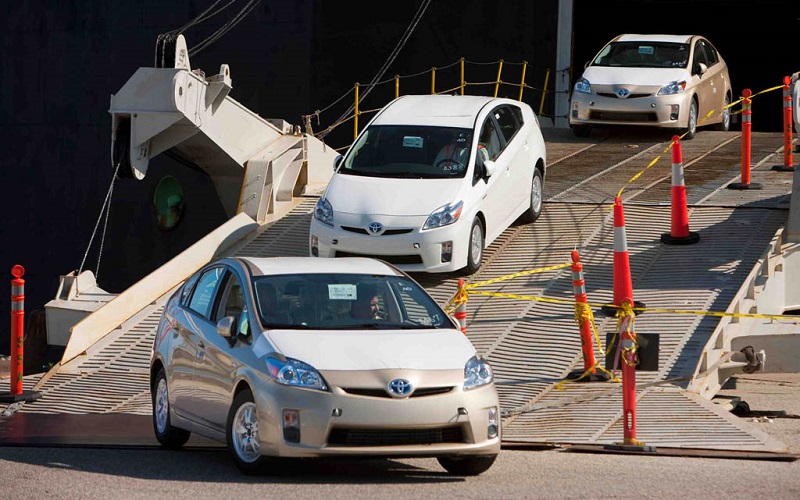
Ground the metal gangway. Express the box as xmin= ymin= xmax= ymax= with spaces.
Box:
xmin=12 ymin=41 xmax=800 ymax=455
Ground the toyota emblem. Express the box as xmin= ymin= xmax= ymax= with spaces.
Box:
xmin=616 ymin=88 xmax=630 ymax=98
xmin=387 ymin=378 xmax=413 ymax=398
xmin=368 ymin=222 xmax=384 ymax=235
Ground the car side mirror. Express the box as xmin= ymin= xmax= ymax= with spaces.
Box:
xmin=583 ymin=60 xmax=590 ymax=70
xmin=696 ymin=62 xmax=708 ymax=76
xmin=217 ymin=316 xmax=236 ymax=339
xmin=333 ymin=154 xmax=343 ymax=171
xmin=483 ymin=160 xmax=497 ymax=177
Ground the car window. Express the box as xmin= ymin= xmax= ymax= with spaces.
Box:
xmin=252 ymin=273 xmax=449 ymax=329
xmin=593 ymin=41 xmax=689 ymax=68
xmin=478 ymin=118 xmax=502 ymax=161
xmin=341 ymin=125 xmax=473 ymax=179
xmin=494 ymin=106 xmax=520 ymax=144
xmin=213 ymin=272 xmax=251 ymax=339
xmin=180 ymin=273 xmax=201 ymax=307
xmin=701 ymin=39 xmax=719 ymax=66
xmin=692 ymin=40 xmax=710 ymax=73
xmin=187 ymin=267 xmax=224 ymax=318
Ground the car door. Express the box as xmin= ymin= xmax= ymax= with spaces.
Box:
xmin=700 ymin=39 xmax=728 ymax=111
xmin=691 ymin=39 xmax=715 ymax=120
xmin=192 ymin=268 xmax=247 ymax=430
xmin=475 ymin=115 xmax=515 ymax=242
xmin=493 ymin=105 xmax=531 ymax=219
xmin=175 ymin=266 xmax=225 ymax=422
xmin=167 ymin=272 xmax=207 ymax=419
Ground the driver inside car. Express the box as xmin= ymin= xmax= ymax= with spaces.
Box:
xmin=433 ymin=134 xmax=470 ymax=173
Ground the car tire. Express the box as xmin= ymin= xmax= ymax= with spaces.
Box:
xmin=152 ymin=369 xmax=191 ymax=449
xmin=520 ymin=168 xmax=544 ymax=223
xmin=437 ymin=454 xmax=498 ymax=476
xmin=572 ymin=125 xmax=591 ymax=138
xmin=682 ymin=98 xmax=698 ymax=140
xmin=465 ymin=217 xmax=484 ymax=275
xmin=713 ymin=94 xmax=731 ymax=131
xmin=226 ymin=389 xmax=269 ymax=475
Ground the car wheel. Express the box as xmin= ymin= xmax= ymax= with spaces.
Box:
xmin=682 ymin=98 xmax=698 ymax=140
xmin=437 ymin=454 xmax=498 ymax=476
xmin=520 ymin=168 xmax=544 ymax=223
xmin=572 ymin=125 xmax=591 ymax=138
xmin=465 ymin=217 xmax=484 ymax=275
xmin=227 ymin=389 xmax=269 ymax=474
xmin=152 ymin=369 xmax=191 ymax=448
xmin=713 ymin=94 xmax=731 ymax=131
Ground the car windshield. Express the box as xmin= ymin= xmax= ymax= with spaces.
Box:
xmin=592 ymin=41 xmax=689 ymax=68
xmin=252 ymin=273 xmax=451 ymax=330
xmin=340 ymin=125 xmax=473 ymax=179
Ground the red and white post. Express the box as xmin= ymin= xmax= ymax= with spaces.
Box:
xmin=571 ymin=251 xmax=596 ymax=373
xmin=661 ymin=136 xmax=700 ymax=245
xmin=454 ymin=279 xmax=468 ymax=335
xmin=773 ymin=76 xmax=795 ymax=172
xmin=728 ymin=89 xmax=763 ymax=190
xmin=1 ymin=265 xmax=41 ymax=404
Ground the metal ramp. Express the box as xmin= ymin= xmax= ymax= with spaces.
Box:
xmin=15 ymin=129 xmax=799 ymax=454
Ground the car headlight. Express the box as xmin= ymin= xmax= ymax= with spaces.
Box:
xmin=314 ymin=198 xmax=334 ymax=227
xmin=423 ymin=201 xmax=463 ymax=230
xmin=574 ymin=77 xmax=592 ymax=94
xmin=463 ymin=355 xmax=493 ymax=390
xmin=657 ymin=80 xmax=687 ymax=96
xmin=266 ymin=355 xmax=329 ymax=391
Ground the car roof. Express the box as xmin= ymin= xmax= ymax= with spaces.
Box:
xmin=239 ymin=256 xmax=402 ymax=277
xmin=371 ymin=94 xmax=510 ymax=128
xmin=616 ymin=34 xmax=695 ymax=44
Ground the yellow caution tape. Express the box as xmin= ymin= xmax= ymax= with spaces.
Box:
xmin=465 ymin=262 xmax=571 ymax=289
xmin=466 ymin=290 xmax=800 ymax=322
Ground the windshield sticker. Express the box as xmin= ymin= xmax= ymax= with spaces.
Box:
xmin=328 ymin=284 xmax=357 ymax=300
xmin=416 ymin=316 xmax=432 ymax=326
xmin=403 ymin=136 xmax=424 ymax=149
xmin=638 ymin=46 xmax=654 ymax=55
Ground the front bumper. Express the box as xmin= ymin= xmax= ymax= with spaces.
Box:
xmin=253 ymin=371 xmax=501 ymax=458
xmin=570 ymin=87 xmax=692 ymax=129
xmin=309 ymin=212 xmax=472 ymax=273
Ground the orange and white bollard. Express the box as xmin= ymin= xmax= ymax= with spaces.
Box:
xmin=571 ymin=251 xmax=596 ymax=373
xmin=661 ymin=136 xmax=700 ymax=245
xmin=454 ymin=279 xmax=468 ymax=335
xmin=0 ymin=265 xmax=41 ymax=404
xmin=773 ymin=76 xmax=795 ymax=172
xmin=728 ymin=89 xmax=763 ymax=190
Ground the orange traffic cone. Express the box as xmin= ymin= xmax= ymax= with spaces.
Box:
xmin=661 ymin=136 xmax=700 ymax=245
xmin=601 ymin=197 xmax=645 ymax=316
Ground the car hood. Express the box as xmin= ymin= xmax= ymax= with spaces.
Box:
xmin=325 ymin=173 xmax=463 ymax=216
xmin=582 ymin=66 xmax=690 ymax=87
xmin=260 ymin=329 xmax=476 ymax=371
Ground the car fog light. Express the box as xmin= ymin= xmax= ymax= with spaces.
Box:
xmin=488 ymin=407 xmax=498 ymax=439
xmin=670 ymin=105 xmax=679 ymax=121
xmin=311 ymin=235 xmax=319 ymax=257
xmin=283 ymin=409 xmax=301 ymax=443
xmin=441 ymin=241 xmax=453 ymax=262
xmin=571 ymin=102 xmax=579 ymax=119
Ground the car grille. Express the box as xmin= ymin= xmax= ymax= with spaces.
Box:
xmin=590 ymin=111 xmax=658 ymax=122
xmin=340 ymin=226 xmax=414 ymax=236
xmin=334 ymin=251 xmax=423 ymax=265
xmin=328 ymin=426 xmax=465 ymax=446
xmin=342 ymin=386 xmax=454 ymax=398
xmin=596 ymin=92 xmax=651 ymax=99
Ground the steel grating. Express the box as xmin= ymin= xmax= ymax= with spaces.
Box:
xmin=11 ymin=131 xmax=794 ymax=453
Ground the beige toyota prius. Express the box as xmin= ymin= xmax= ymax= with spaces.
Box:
xmin=570 ymin=34 xmax=732 ymax=139
xmin=150 ymin=256 xmax=500 ymax=475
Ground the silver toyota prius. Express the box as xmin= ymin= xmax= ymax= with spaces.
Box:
xmin=150 ymin=256 xmax=500 ymax=474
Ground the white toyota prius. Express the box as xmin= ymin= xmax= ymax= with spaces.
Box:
xmin=310 ymin=94 xmax=547 ymax=274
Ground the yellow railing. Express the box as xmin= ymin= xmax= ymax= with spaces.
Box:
xmin=305 ymin=58 xmax=555 ymax=147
